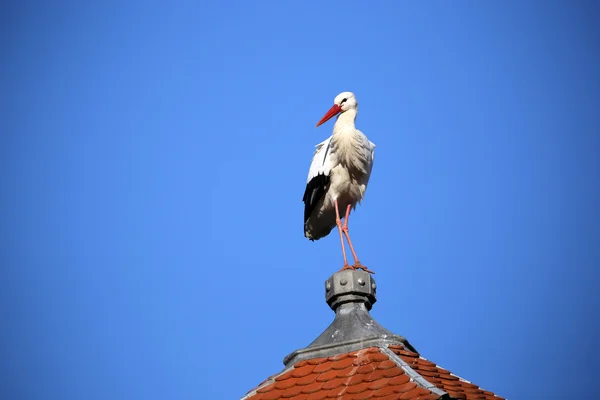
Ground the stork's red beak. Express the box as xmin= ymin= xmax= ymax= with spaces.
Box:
xmin=316 ymin=104 xmax=342 ymax=127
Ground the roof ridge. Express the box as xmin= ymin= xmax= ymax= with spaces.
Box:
xmin=380 ymin=345 xmax=447 ymax=398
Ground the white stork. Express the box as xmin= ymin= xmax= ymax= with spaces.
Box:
xmin=303 ymin=92 xmax=375 ymax=273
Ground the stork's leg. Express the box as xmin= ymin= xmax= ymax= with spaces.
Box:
xmin=342 ymin=204 xmax=375 ymax=274
xmin=335 ymin=200 xmax=352 ymax=271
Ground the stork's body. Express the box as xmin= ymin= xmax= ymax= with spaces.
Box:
xmin=303 ymin=92 xmax=375 ymax=273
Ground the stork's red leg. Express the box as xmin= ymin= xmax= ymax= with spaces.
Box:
xmin=335 ymin=200 xmax=352 ymax=271
xmin=342 ymin=204 xmax=375 ymax=274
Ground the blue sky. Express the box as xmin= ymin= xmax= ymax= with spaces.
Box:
xmin=2 ymin=1 xmax=599 ymax=399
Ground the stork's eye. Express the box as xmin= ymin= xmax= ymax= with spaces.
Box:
xmin=341 ymin=98 xmax=348 ymax=104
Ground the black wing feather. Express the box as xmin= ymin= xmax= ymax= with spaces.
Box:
xmin=302 ymin=173 xmax=330 ymax=225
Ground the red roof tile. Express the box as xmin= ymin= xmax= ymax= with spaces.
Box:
xmin=243 ymin=346 xmax=503 ymax=400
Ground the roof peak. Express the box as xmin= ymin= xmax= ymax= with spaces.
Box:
xmin=243 ymin=268 xmax=505 ymax=400
xmin=283 ymin=269 xmax=417 ymax=367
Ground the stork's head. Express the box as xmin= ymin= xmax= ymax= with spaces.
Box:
xmin=316 ymin=91 xmax=358 ymax=127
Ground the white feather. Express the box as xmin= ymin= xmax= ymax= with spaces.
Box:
xmin=306 ymin=136 xmax=334 ymax=183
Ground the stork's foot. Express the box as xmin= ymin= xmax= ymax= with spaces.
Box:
xmin=353 ymin=262 xmax=375 ymax=274
xmin=339 ymin=264 xmax=354 ymax=272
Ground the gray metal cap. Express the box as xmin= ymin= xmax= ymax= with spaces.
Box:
xmin=325 ymin=269 xmax=376 ymax=311
xmin=283 ymin=269 xmax=416 ymax=366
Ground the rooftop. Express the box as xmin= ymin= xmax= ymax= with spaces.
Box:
xmin=242 ymin=269 xmax=504 ymax=400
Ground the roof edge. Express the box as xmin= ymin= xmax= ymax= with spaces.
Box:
xmin=240 ymin=365 xmax=294 ymax=400
xmin=283 ymin=335 xmax=414 ymax=366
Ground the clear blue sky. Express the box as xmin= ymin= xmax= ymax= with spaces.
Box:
xmin=2 ymin=2 xmax=599 ymax=399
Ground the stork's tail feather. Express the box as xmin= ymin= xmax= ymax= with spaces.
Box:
xmin=304 ymin=226 xmax=316 ymax=241
xmin=304 ymin=222 xmax=334 ymax=241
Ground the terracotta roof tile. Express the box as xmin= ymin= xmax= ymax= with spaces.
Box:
xmin=399 ymin=386 xmax=432 ymax=399
xmin=313 ymin=363 xmax=333 ymax=374
xmin=297 ymin=373 xmax=319 ymax=386
xmin=377 ymin=359 xmax=397 ymax=370
xmin=305 ymin=391 xmax=328 ymax=400
xmin=331 ymin=357 xmax=355 ymax=370
xmin=388 ymin=374 xmax=409 ymax=385
xmin=260 ymin=389 xmax=285 ymax=400
xmin=292 ymin=365 xmax=315 ymax=378
xmin=275 ymin=369 xmax=296 ymax=382
xmin=316 ymin=369 xmax=337 ymax=383
xmin=307 ymin=357 xmax=328 ymax=365
xmin=439 ymin=378 xmax=462 ymax=387
xmin=322 ymin=387 xmax=340 ymax=397
xmin=381 ymin=393 xmax=403 ymax=400
xmin=282 ymin=385 xmax=304 ymax=398
xmin=352 ymin=389 xmax=376 ymax=398
xmin=373 ymin=385 xmax=397 ymax=397
xmin=321 ymin=378 xmax=343 ymax=390
xmin=335 ymin=366 xmax=356 ymax=378
xmin=275 ymin=379 xmax=297 ymax=391
xmin=328 ymin=353 xmax=349 ymax=361
xmin=368 ymin=352 xmax=390 ymax=362
xmin=244 ymin=346 xmax=503 ymax=400
xmin=393 ymin=381 xmax=419 ymax=393
xmin=346 ymin=374 xmax=365 ymax=385
xmin=302 ymin=382 xmax=323 ymax=394
xmin=367 ymin=377 xmax=391 ymax=390
xmin=356 ymin=363 xmax=377 ymax=374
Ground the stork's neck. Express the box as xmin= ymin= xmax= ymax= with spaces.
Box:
xmin=330 ymin=108 xmax=367 ymax=171
xmin=333 ymin=109 xmax=358 ymax=132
